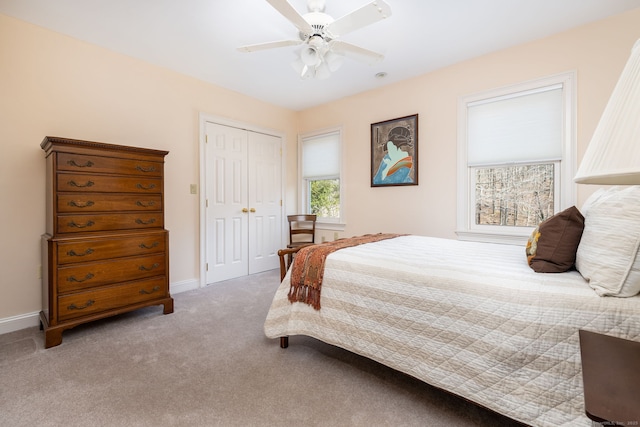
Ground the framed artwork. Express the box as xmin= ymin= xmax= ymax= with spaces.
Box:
xmin=371 ymin=114 xmax=418 ymax=187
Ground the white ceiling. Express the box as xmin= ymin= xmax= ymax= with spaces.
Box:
xmin=1 ymin=0 xmax=639 ymax=111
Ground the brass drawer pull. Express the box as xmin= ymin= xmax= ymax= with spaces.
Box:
xmin=136 ymin=200 xmax=156 ymax=208
xmin=67 ymin=160 xmax=94 ymax=168
xmin=67 ymin=248 xmax=94 ymax=257
xmin=139 ymin=263 xmax=160 ymax=271
xmin=68 ymin=180 xmax=95 ymax=188
xmin=136 ymin=183 xmax=156 ymax=190
xmin=135 ymin=218 xmax=156 ymax=225
xmin=139 ymin=242 xmax=159 ymax=250
xmin=136 ymin=165 xmax=156 ymax=173
xmin=139 ymin=286 xmax=160 ymax=295
xmin=67 ymin=300 xmax=95 ymax=310
xmin=68 ymin=220 xmax=95 ymax=229
xmin=67 ymin=273 xmax=95 ymax=283
xmin=68 ymin=200 xmax=95 ymax=208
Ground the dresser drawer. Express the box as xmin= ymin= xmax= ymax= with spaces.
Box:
xmin=57 ymin=213 xmax=163 ymax=233
xmin=57 ymin=253 xmax=166 ymax=293
xmin=56 ymin=232 xmax=166 ymax=265
xmin=57 ymin=194 xmax=162 ymax=213
xmin=57 ymin=174 xmax=161 ymax=193
xmin=57 ymin=276 xmax=168 ymax=322
xmin=57 ymin=152 xmax=163 ymax=177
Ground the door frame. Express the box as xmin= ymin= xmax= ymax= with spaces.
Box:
xmin=198 ymin=112 xmax=287 ymax=287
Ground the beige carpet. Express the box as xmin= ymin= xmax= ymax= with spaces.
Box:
xmin=0 ymin=269 xmax=525 ymax=426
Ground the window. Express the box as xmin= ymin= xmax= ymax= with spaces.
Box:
xmin=299 ymin=127 xmax=344 ymax=227
xmin=457 ymin=73 xmax=576 ymax=244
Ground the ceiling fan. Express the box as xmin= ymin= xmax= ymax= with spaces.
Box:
xmin=237 ymin=0 xmax=392 ymax=80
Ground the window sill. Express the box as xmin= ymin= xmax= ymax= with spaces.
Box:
xmin=316 ymin=222 xmax=346 ymax=232
xmin=456 ymin=230 xmax=529 ymax=246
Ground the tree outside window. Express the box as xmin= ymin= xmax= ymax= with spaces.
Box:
xmin=474 ymin=163 xmax=554 ymax=227
xmin=309 ymin=178 xmax=340 ymax=219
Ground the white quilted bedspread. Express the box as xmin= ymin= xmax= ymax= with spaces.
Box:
xmin=264 ymin=235 xmax=640 ymax=426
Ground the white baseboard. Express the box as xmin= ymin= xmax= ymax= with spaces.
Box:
xmin=0 ymin=278 xmax=201 ymax=335
xmin=170 ymin=278 xmax=200 ymax=294
xmin=0 ymin=311 xmax=40 ymax=335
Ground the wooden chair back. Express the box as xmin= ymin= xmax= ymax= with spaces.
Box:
xmin=287 ymin=214 xmax=316 ymax=249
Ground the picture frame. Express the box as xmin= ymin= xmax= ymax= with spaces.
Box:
xmin=371 ymin=114 xmax=418 ymax=187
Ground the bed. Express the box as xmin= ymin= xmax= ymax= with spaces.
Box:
xmin=264 ymin=187 xmax=640 ymax=427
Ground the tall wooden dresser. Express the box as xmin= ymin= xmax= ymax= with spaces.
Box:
xmin=40 ymin=137 xmax=173 ymax=348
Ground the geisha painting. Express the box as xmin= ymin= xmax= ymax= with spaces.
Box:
xmin=371 ymin=114 xmax=418 ymax=187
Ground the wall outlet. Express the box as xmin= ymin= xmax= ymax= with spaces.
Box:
xmin=37 ymin=265 xmax=42 ymax=279
xmin=190 ymin=184 xmax=198 ymax=194
xmin=334 ymin=232 xmax=339 ymax=240
xmin=321 ymin=236 xmax=327 ymax=243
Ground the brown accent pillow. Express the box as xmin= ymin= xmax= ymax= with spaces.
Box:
xmin=526 ymin=206 xmax=585 ymax=273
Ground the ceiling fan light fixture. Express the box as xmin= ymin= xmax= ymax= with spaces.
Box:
xmin=301 ymin=46 xmax=321 ymax=66
xmin=301 ymin=64 xmax=315 ymax=79
xmin=324 ymin=50 xmax=343 ymax=72
xmin=315 ymin=62 xmax=332 ymax=80
xmin=291 ymin=57 xmax=315 ymax=79
xmin=307 ymin=35 xmax=324 ymax=48
xmin=301 ymin=35 xmax=325 ymax=66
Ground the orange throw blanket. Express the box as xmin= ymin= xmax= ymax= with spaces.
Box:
xmin=288 ymin=233 xmax=404 ymax=310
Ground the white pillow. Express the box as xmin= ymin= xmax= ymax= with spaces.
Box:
xmin=579 ymin=187 xmax=609 ymax=215
xmin=576 ymin=186 xmax=640 ymax=297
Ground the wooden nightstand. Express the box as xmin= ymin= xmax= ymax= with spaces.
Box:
xmin=579 ymin=330 xmax=640 ymax=426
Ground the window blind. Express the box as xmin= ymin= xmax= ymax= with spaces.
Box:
xmin=467 ymin=84 xmax=563 ymax=166
xmin=301 ymin=131 xmax=340 ymax=179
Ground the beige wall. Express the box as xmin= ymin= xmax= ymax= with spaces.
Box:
xmin=1 ymin=8 xmax=639 ymax=327
xmin=0 ymin=14 xmax=298 ymax=324
xmin=298 ymin=8 xmax=640 ymax=243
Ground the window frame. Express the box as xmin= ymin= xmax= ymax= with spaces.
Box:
xmin=456 ymin=72 xmax=577 ymax=245
xmin=298 ymin=126 xmax=345 ymax=230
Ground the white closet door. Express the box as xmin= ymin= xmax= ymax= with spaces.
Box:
xmin=205 ymin=122 xmax=282 ymax=284
xmin=206 ymin=123 xmax=249 ymax=283
xmin=247 ymin=132 xmax=281 ymax=274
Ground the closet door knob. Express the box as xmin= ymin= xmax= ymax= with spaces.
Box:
xmin=242 ymin=208 xmax=249 ymax=213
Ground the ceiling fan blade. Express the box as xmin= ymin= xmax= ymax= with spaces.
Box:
xmin=324 ymin=0 xmax=392 ymax=38
xmin=329 ymin=40 xmax=384 ymax=65
xmin=237 ymin=39 xmax=302 ymax=53
xmin=266 ymin=0 xmax=314 ymax=36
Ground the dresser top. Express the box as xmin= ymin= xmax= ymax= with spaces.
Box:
xmin=41 ymin=136 xmax=169 ymax=157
